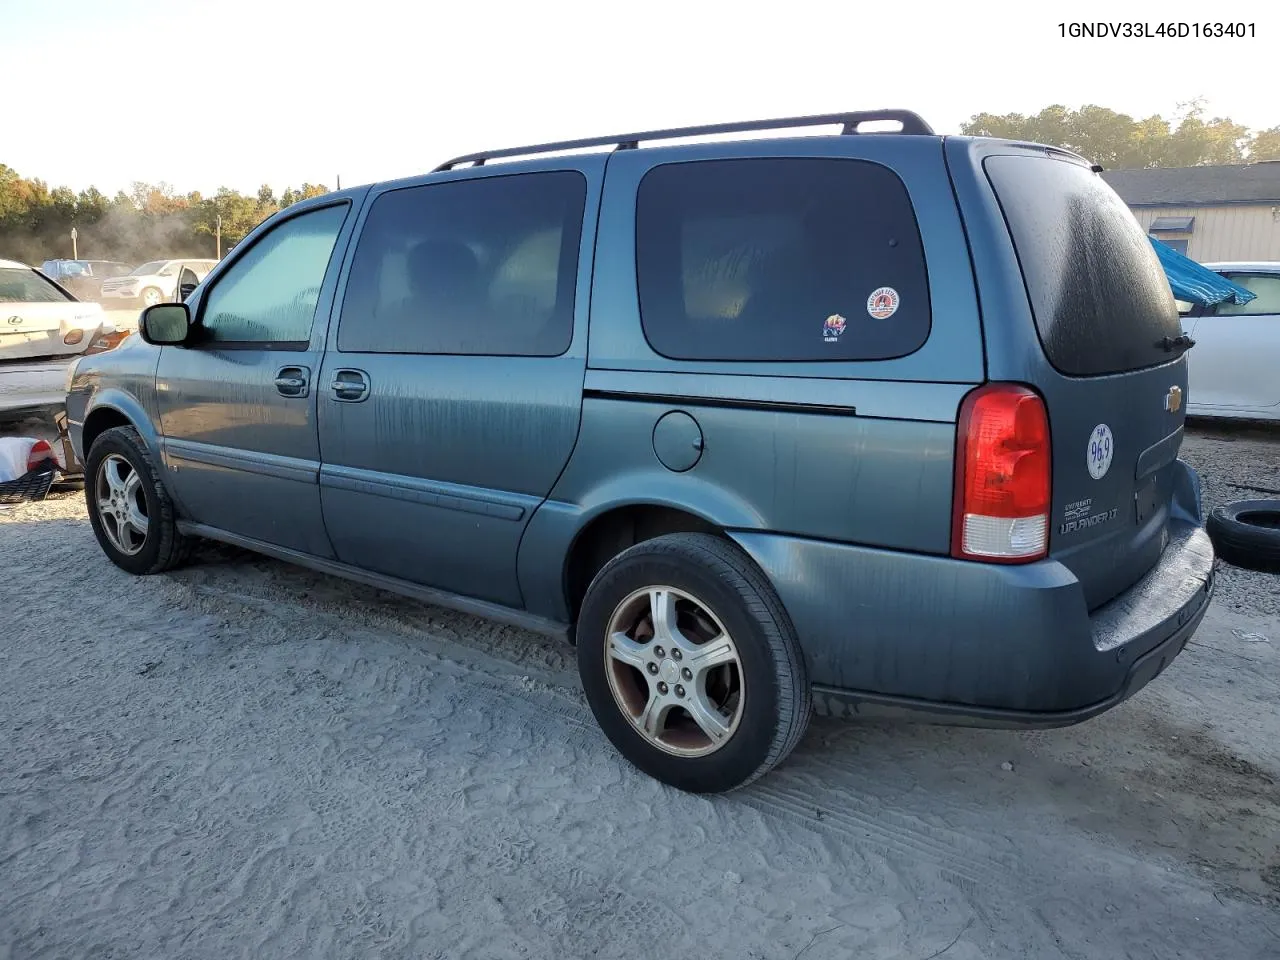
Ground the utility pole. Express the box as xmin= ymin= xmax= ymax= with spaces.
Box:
xmin=336 ymin=174 xmax=341 ymax=190
xmin=215 ymin=214 xmax=222 ymax=259
xmin=70 ymin=227 xmax=78 ymax=259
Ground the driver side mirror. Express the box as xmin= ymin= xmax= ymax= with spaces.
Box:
xmin=139 ymin=303 xmax=191 ymax=346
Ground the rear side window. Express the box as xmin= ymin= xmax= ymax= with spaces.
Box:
xmin=635 ymin=157 xmax=931 ymax=362
xmin=985 ymin=155 xmax=1182 ymax=376
xmin=338 ymin=171 xmax=587 ymax=357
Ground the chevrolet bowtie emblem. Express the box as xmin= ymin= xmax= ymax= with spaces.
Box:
xmin=1165 ymin=385 xmax=1183 ymax=413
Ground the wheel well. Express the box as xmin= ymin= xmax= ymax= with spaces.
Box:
xmin=81 ymin=407 xmax=131 ymax=457
xmin=564 ymin=506 xmax=722 ymax=624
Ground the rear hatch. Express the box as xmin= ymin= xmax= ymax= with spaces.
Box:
xmin=984 ymin=153 xmax=1189 ymax=610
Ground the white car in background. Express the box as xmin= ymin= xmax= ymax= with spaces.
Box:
xmin=99 ymin=258 xmax=217 ymax=307
xmin=0 ymin=258 xmax=115 ymax=363
xmin=1 ymin=258 xmax=124 ymax=418
xmin=1179 ymin=262 xmax=1280 ymax=421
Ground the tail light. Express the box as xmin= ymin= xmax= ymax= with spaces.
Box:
xmin=63 ymin=329 xmax=84 ymax=345
xmin=27 ymin=439 xmax=55 ymax=472
xmin=952 ymin=383 xmax=1051 ymax=563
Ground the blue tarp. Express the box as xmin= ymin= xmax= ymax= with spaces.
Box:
xmin=1149 ymin=236 xmax=1256 ymax=307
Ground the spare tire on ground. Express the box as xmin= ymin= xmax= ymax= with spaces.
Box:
xmin=1206 ymin=499 xmax=1280 ymax=572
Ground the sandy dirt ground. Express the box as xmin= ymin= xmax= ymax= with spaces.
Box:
xmin=1 ymin=418 xmax=1278 ymax=959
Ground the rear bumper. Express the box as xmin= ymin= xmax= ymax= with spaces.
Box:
xmin=0 ymin=358 xmax=75 ymax=416
xmin=0 ymin=344 xmax=85 ymax=363
xmin=730 ymin=459 xmax=1215 ymax=726
xmin=811 ymin=567 xmax=1211 ymax=727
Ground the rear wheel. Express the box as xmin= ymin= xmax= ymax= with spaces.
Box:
xmin=577 ymin=533 xmax=810 ymax=793
xmin=85 ymin=426 xmax=190 ymax=575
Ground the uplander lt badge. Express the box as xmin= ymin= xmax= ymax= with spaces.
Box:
xmin=1061 ymin=498 xmax=1119 ymax=534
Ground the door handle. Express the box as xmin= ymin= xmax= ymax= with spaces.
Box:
xmin=330 ymin=368 xmax=370 ymax=402
xmin=274 ymin=365 xmax=310 ymax=398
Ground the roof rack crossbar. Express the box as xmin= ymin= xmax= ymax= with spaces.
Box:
xmin=433 ymin=109 xmax=933 ymax=172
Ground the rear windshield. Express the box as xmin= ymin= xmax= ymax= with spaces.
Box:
xmin=984 ymin=155 xmax=1182 ymax=376
xmin=0 ymin=268 xmax=73 ymax=303
xmin=636 ymin=157 xmax=931 ymax=363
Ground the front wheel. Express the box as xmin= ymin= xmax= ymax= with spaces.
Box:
xmin=140 ymin=286 xmax=163 ymax=308
xmin=85 ymin=426 xmax=190 ymax=575
xmin=577 ymin=533 xmax=811 ymax=793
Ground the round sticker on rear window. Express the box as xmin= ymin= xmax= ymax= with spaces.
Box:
xmin=867 ymin=287 xmax=899 ymax=319
xmin=1087 ymin=424 xmax=1114 ymax=480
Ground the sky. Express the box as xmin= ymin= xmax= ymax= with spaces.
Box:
xmin=1 ymin=0 xmax=1276 ymax=197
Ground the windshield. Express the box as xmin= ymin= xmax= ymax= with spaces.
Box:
xmin=0 ymin=268 xmax=74 ymax=303
xmin=130 ymin=261 xmax=169 ymax=276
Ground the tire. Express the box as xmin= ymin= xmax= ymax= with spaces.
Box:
xmin=140 ymin=286 xmax=163 ymax=308
xmin=85 ymin=425 xmax=190 ymax=575
xmin=577 ymin=533 xmax=810 ymax=793
xmin=1206 ymin=499 xmax=1280 ymax=572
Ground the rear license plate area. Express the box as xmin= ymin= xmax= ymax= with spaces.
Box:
xmin=1134 ymin=478 xmax=1162 ymax=526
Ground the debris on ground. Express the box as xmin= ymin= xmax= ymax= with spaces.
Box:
xmin=1233 ymin=630 xmax=1271 ymax=644
xmin=0 ymin=437 xmax=58 ymax=506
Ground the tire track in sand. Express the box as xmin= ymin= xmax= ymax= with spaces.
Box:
xmin=183 ymin=557 xmax=1036 ymax=907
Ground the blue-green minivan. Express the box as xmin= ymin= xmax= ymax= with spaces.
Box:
xmin=65 ymin=111 xmax=1215 ymax=792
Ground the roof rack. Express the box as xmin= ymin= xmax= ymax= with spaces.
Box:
xmin=433 ymin=109 xmax=934 ymax=172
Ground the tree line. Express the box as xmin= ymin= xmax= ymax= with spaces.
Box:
xmin=960 ymin=101 xmax=1280 ymax=169
xmin=3 ymin=101 xmax=1278 ymax=268
xmin=0 ymin=167 xmax=330 ymax=267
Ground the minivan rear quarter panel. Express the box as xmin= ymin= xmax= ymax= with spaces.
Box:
xmin=523 ymin=136 xmax=986 ymax=624
xmin=572 ymin=137 xmax=984 ymax=548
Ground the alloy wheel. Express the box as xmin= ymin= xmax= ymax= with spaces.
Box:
xmin=603 ymin=585 xmax=745 ymax=757
xmin=95 ymin=453 xmax=149 ymax=555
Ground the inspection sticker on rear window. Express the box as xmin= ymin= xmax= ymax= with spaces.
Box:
xmin=1087 ymin=424 xmax=1114 ymax=480
xmin=867 ymin=287 xmax=899 ymax=319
